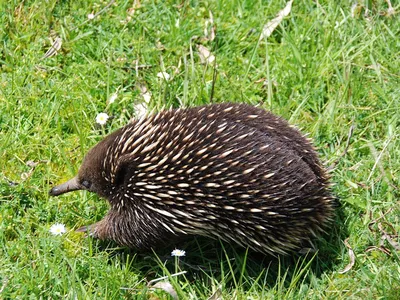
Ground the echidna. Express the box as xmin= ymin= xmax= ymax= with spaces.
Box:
xmin=50 ymin=103 xmax=335 ymax=255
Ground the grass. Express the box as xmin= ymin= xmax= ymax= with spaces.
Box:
xmin=1 ymin=0 xmax=399 ymax=298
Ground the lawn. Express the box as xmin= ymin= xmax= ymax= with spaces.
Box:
xmin=0 ymin=0 xmax=399 ymax=298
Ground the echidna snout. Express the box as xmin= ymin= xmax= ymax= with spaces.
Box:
xmin=50 ymin=103 xmax=335 ymax=255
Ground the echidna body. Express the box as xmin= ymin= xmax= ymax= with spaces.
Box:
xmin=50 ymin=103 xmax=335 ymax=255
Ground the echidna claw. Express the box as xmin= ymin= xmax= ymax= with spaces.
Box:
xmin=76 ymin=224 xmax=97 ymax=237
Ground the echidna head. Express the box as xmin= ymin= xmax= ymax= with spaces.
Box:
xmin=49 ymin=132 xmax=116 ymax=199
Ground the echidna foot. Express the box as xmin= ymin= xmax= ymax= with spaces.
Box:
xmin=76 ymin=223 xmax=99 ymax=237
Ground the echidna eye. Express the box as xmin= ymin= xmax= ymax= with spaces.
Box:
xmin=81 ymin=180 xmax=91 ymax=189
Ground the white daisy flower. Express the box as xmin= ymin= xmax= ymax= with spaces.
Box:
xmin=88 ymin=13 xmax=95 ymax=20
xmin=171 ymin=249 xmax=186 ymax=257
xmin=157 ymin=72 xmax=171 ymax=81
xmin=96 ymin=112 xmax=109 ymax=125
xmin=49 ymin=223 xmax=66 ymax=236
